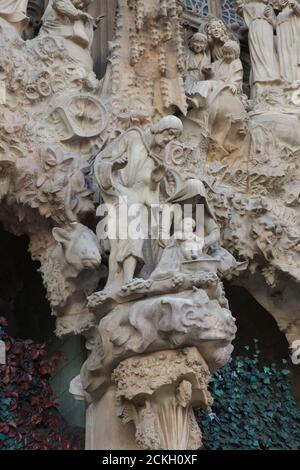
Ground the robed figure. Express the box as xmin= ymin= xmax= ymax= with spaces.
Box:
xmin=237 ymin=0 xmax=280 ymax=85
xmin=0 ymin=0 xmax=28 ymax=34
xmin=276 ymin=0 xmax=300 ymax=83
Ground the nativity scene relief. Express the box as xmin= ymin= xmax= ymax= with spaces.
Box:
xmin=0 ymin=0 xmax=299 ymax=452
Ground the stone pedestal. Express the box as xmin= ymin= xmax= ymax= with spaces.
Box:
xmin=85 ymin=387 xmax=140 ymax=450
xmin=86 ymin=347 xmax=213 ymax=450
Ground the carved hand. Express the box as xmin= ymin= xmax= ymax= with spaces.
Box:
xmin=151 ymin=164 xmax=166 ymax=184
xmin=202 ymin=65 xmax=213 ymax=77
xmin=112 ymin=155 xmax=128 ymax=170
xmin=264 ymin=5 xmax=272 ymax=17
xmin=79 ymin=11 xmax=94 ymax=22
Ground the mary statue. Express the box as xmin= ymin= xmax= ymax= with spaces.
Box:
xmin=0 ymin=0 xmax=29 ymax=34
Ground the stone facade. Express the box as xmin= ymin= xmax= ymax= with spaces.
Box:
xmin=0 ymin=0 xmax=299 ymax=450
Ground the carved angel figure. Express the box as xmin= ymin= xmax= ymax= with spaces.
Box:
xmin=276 ymin=0 xmax=300 ymax=83
xmin=0 ymin=0 xmax=29 ymax=34
xmin=237 ymin=0 xmax=280 ymax=87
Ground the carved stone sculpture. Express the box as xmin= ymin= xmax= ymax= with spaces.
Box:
xmin=32 ymin=223 xmax=102 ymax=336
xmin=276 ymin=0 xmax=300 ymax=83
xmin=94 ymin=116 xmax=183 ymax=292
xmin=205 ymin=17 xmax=229 ymax=61
xmin=0 ymin=0 xmax=29 ymax=34
xmin=237 ymin=0 xmax=280 ymax=96
xmin=113 ymin=348 xmax=212 ymax=450
xmin=40 ymin=0 xmax=95 ymax=69
xmin=183 ymin=37 xmax=248 ymax=160
xmin=1 ymin=0 xmax=299 ymax=453
xmin=185 ymin=32 xmax=210 ymax=102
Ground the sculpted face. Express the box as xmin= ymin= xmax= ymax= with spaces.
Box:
xmin=154 ymin=128 xmax=181 ymax=148
xmin=183 ymin=217 xmax=196 ymax=234
xmin=191 ymin=37 xmax=207 ymax=54
xmin=222 ymin=40 xmax=240 ymax=63
xmin=151 ymin=116 xmax=183 ymax=149
xmin=208 ymin=20 xmax=226 ymax=39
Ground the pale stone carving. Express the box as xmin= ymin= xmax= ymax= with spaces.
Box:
xmin=103 ymin=0 xmax=187 ymax=129
xmin=205 ymin=17 xmax=229 ymax=61
xmin=185 ymin=32 xmax=210 ymax=101
xmin=183 ymin=37 xmax=248 ymax=160
xmin=0 ymin=0 xmax=29 ymax=34
xmin=83 ymin=287 xmax=236 ymax=402
xmin=202 ymin=40 xmax=243 ymax=95
xmin=94 ymin=116 xmax=183 ymax=292
xmin=32 ymin=223 xmax=102 ymax=336
xmin=236 ymin=0 xmax=280 ymax=95
xmin=14 ymin=143 xmax=94 ymax=224
xmin=276 ymin=0 xmax=300 ymax=83
xmin=1 ymin=0 xmax=299 ymax=453
xmin=40 ymin=0 xmax=95 ymax=69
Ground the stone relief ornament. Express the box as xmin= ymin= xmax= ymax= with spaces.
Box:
xmin=94 ymin=115 xmax=183 ymax=292
xmin=0 ymin=0 xmax=299 ymax=452
xmin=40 ymin=0 xmax=95 ymax=69
xmin=49 ymin=93 xmax=107 ymax=141
xmin=0 ymin=0 xmax=29 ymax=34
xmin=112 ymin=348 xmax=212 ymax=450
xmin=275 ymin=0 xmax=300 ymax=83
xmin=102 ymin=0 xmax=188 ymax=129
xmin=182 ymin=35 xmax=248 ymax=161
xmin=236 ymin=0 xmax=280 ymax=96
xmin=31 ymin=223 xmax=102 ymax=336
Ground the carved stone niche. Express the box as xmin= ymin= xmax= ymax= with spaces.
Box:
xmin=112 ymin=347 xmax=212 ymax=451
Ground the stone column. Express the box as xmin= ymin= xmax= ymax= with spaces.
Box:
xmin=85 ymin=348 xmax=213 ymax=450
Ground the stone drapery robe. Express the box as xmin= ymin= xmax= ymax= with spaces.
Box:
xmin=0 ymin=0 xmax=28 ymax=31
xmin=94 ymin=129 xmax=161 ymax=290
xmin=184 ymin=49 xmax=211 ymax=96
xmin=241 ymin=1 xmax=280 ymax=84
xmin=41 ymin=0 xmax=93 ymax=48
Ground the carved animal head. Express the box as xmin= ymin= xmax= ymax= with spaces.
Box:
xmin=52 ymin=223 xmax=101 ymax=279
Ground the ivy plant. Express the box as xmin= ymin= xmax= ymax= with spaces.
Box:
xmin=197 ymin=340 xmax=300 ymax=450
